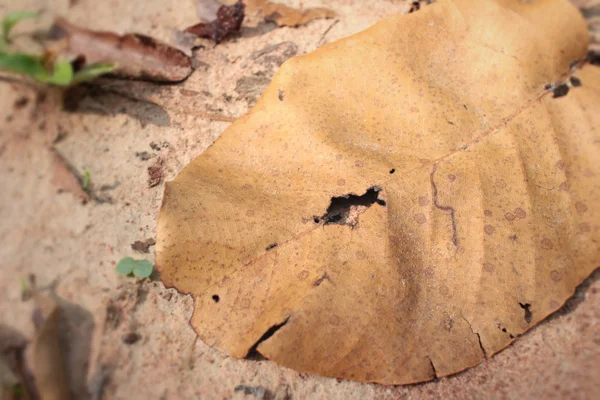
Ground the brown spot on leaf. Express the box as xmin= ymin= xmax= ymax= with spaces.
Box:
xmin=447 ymin=174 xmax=456 ymax=181
xmin=541 ymin=238 xmax=554 ymax=250
xmin=514 ymin=208 xmax=527 ymax=219
xmin=414 ymin=213 xmax=427 ymax=224
xmin=484 ymin=209 xmax=493 ymax=216
xmin=505 ymin=212 xmax=516 ymax=221
xmin=337 ymin=179 xmax=346 ymax=186
xmin=484 ymin=225 xmax=495 ymax=235
xmin=575 ymin=201 xmax=588 ymax=214
xmin=579 ymin=223 xmax=591 ymax=233
xmin=550 ymin=270 xmax=562 ymax=282
xmin=356 ymin=251 xmax=366 ymax=260
xmin=419 ymin=196 xmax=429 ymax=206
xmin=483 ymin=262 xmax=495 ymax=273
xmin=298 ymin=270 xmax=309 ymax=280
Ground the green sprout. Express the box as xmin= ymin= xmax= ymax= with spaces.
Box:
xmin=1 ymin=10 xmax=37 ymax=47
xmin=116 ymin=257 xmax=154 ymax=279
xmin=0 ymin=10 xmax=115 ymax=85
xmin=82 ymin=169 xmax=90 ymax=190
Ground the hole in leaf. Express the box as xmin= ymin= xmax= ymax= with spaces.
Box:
xmin=212 ymin=295 xmax=220 ymax=303
xmin=519 ymin=302 xmax=532 ymax=323
xmin=552 ymin=83 xmax=569 ymax=98
xmin=313 ymin=186 xmax=386 ymax=227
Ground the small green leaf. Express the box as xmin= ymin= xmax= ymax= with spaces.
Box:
xmin=82 ymin=169 xmax=90 ymax=190
xmin=38 ymin=59 xmax=73 ymax=85
xmin=2 ymin=11 xmax=37 ymax=42
xmin=0 ymin=53 xmax=74 ymax=85
xmin=0 ymin=52 xmax=46 ymax=76
xmin=116 ymin=257 xmax=135 ymax=276
xmin=72 ymin=62 xmax=116 ymax=84
xmin=133 ymin=260 xmax=153 ymax=278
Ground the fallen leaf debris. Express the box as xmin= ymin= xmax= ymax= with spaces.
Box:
xmin=185 ymin=0 xmax=245 ymax=43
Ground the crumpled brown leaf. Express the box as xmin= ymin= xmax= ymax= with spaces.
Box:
xmin=185 ymin=0 xmax=245 ymax=43
xmin=51 ymin=18 xmax=192 ymax=82
xmin=245 ymin=0 xmax=336 ymax=27
xmin=157 ymin=0 xmax=600 ymax=384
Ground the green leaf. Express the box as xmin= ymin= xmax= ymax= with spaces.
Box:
xmin=133 ymin=260 xmax=153 ymax=278
xmin=72 ymin=62 xmax=116 ymax=84
xmin=39 ymin=59 xmax=73 ymax=85
xmin=2 ymin=11 xmax=37 ymax=42
xmin=116 ymin=257 xmax=135 ymax=276
xmin=0 ymin=53 xmax=74 ymax=85
xmin=0 ymin=52 xmax=45 ymax=76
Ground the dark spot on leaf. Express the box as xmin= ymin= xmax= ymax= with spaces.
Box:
xmin=278 ymin=89 xmax=284 ymax=101
xmin=569 ymin=76 xmax=582 ymax=87
xmin=212 ymin=295 xmax=220 ymax=303
xmin=389 ymin=168 xmax=395 ymax=174
xmin=266 ymin=243 xmax=278 ymax=251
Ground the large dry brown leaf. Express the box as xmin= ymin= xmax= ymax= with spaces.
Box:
xmin=157 ymin=0 xmax=600 ymax=384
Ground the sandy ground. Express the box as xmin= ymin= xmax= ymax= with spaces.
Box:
xmin=1 ymin=0 xmax=599 ymax=399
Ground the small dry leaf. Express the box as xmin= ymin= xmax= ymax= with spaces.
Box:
xmin=131 ymin=238 xmax=156 ymax=253
xmin=157 ymin=0 xmax=600 ymax=384
xmin=148 ymin=157 xmax=164 ymax=188
xmin=245 ymin=0 xmax=336 ymax=27
xmin=52 ymin=18 xmax=192 ymax=82
xmin=185 ymin=0 xmax=245 ymax=43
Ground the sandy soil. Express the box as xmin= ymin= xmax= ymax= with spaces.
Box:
xmin=1 ymin=0 xmax=599 ymax=399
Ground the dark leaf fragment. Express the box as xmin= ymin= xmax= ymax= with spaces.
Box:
xmin=131 ymin=238 xmax=156 ymax=253
xmin=184 ymin=0 xmax=245 ymax=44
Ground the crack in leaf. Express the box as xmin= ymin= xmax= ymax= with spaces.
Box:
xmin=426 ymin=356 xmax=438 ymax=379
xmin=462 ymin=316 xmax=487 ymax=358
xmin=245 ymin=317 xmax=290 ymax=360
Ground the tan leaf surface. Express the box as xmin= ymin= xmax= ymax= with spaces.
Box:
xmin=245 ymin=0 xmax=336 ymax=26
xmin=156 ymin=0 xmax=600 ymax=384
